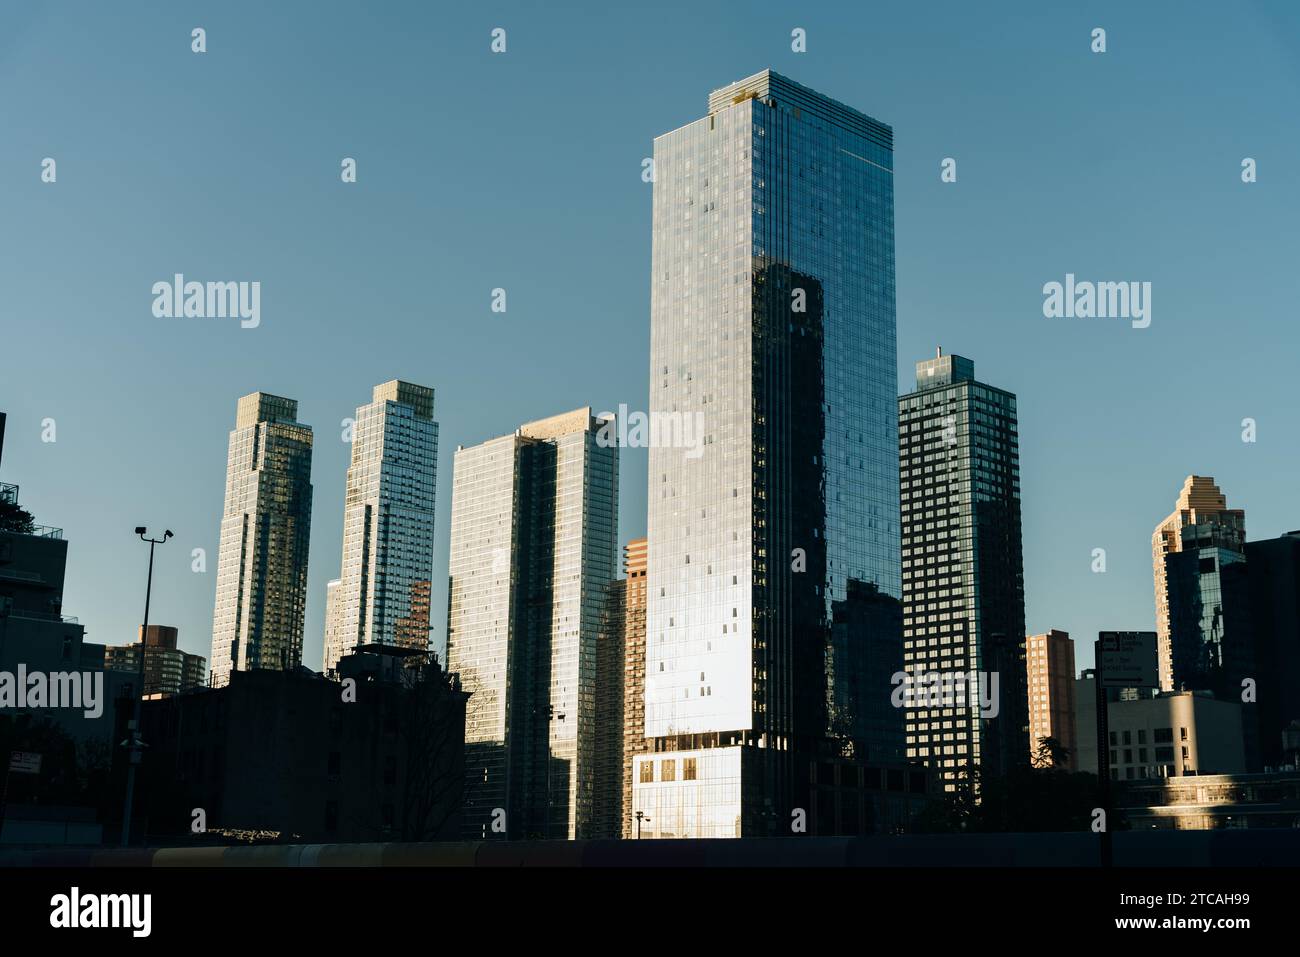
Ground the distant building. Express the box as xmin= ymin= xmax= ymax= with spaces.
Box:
xmin=447 ymin=408 xmax=618 ymax=840
xmin=210 ymin=392 xmax=314 ymax=687
xmin=133 ymin=647 xmax=468 ymax=843
xmin=1245 ymin=531 xmax=1300 ymax=768
xmin=1026 ymin=630 xmax=1077 ymax=768
xmin=1151 ymin=476 xmax=1245 ymax=692
xmin=104 ymin=625 xmax=206 ymax=697
xmin=325 ymin=381 xmax=439 ymax=673
xmin=1088 ymin=689 xmax=1245 ymax=782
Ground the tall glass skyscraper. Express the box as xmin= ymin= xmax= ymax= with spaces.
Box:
xmin=446 ymin=409 xmax=619 ymax=840
xmin=210 ymin=392 xmax=314 ymax=687
xmin=635 ymin=71 xmax=899 ymax=838
xmin=323 ymin=381 xmax=438 ymax=674
xmin=898 ymin=352 xmax=1027 ymax=790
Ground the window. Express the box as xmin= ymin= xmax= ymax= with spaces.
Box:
xmin=640 ymin=761 xmax=654 ymax=784
xmin=1155 ymin=728 xmax=1173 ymax=743
xmin=662 ymin=759 xmax=676 ymax=782
xmin=683 ymin=758 xmax=697 ymax=781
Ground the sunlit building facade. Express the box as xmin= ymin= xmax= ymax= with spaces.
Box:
xmin=637 ymin=71 xmax=899 ymax=838
xmin=210 ymin=392 xmax=313 ymax=687
xmin=1152 ymin=476 xmax=1245 ymax=692
xmin=105 ymin=625 xmax=207 ymax=696
xmin=1026 ymin=629 xmax=1076 ymax=769
xmin=620 ymin=538 xmax=649 ymax=838
xmin=324 ymin=381 xmax=438 ymax=674
xmin=447 ymin=409 xmax=619 ymax=840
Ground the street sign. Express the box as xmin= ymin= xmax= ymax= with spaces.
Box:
xmin=1098 ymin=631 xmax=1159 ymax=688
xmin=8 ymin=751 xmax=41 ymax=775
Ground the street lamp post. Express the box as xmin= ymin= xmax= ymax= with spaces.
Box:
xmin=120 ymin=526 xmax=171 ymax=846
xmin=635 ymin=809 xmax=650 ymax=840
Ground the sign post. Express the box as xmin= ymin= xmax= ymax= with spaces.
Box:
xmin=0 ymin=751 xmax=42 ymax=843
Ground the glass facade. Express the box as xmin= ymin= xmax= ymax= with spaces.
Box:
xmin=898 ymin=354 xmax=1027 ymax=789
xmin=447 ymin=409 xmax=619 ymax=839
xmin=640 ymin=71 xmax=898 ymax=837
xmin=325 ymin=381 xmax=438 ymax=673
xmin=1151 ymin=476 xmax=1246 ymax=692
xmin=210 ymin=392 xmax=313 ymax=687
xmin=1166 ymin=523 xmax=1257 ymax=768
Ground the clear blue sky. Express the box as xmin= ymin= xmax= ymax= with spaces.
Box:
xmin=2 ymin=1 xmax=1297 ymax=674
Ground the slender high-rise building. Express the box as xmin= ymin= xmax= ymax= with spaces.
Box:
xmin=447 ymin=408 xmax=618 ymax=840
xmin=592 ymin=537 xmax=649 ymax=839
xmin=898 ymin=352 xmax=1027 ymax=790
xmin=635 ymin=71 xmax=899 ymax=839
xmin=324 ymin=381 xmax=438 ymax=674
xmin=1152 ymin=476 xmax=1245 ymax=692
xmin=1026 ymin=630 xmax=1077 ymax=769
xmin=619 ymin=538 xmax=648 ymax=839
xmin=210 ymin=392 xmax=313 ymax=688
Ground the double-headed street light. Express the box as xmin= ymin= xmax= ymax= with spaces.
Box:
xmin=120 ymin=526 xmax=171 ymax=846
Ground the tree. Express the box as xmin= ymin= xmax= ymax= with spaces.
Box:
xmin=1032 ymin=735 xmax=1070 ymax=770
xmin=0 ymin=499 xmax=35 ymax=534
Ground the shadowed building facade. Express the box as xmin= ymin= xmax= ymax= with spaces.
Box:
xmin=447 ymin=409 xmax=618 ymax=840
xmin=1246 ymin=531 xmax=1300 ymax=768
xmin=898 ymin=352 xmax=1028 ymax=791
